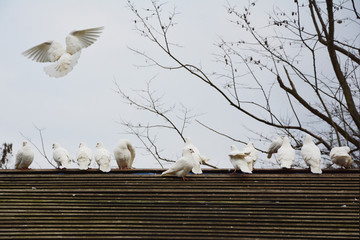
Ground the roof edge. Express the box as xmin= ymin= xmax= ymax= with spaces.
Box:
xmin=0 ymin=168 xmax=359 ymax=175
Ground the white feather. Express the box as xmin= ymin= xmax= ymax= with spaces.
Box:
xmin=52 ymin=143 xmax=71 ymax=169
xmin=330 ymin=146 xmax=353 ymax=168
xmin=44 ymin=52 xmax=81 ymax=78
xmin=182 ymin=137 xmax=209 ymax=174
xmin=301 ymin=134 xmax=322 ymax=174
xmin=76 ymin=142 xmax=92 ymax=170
xmin=277 ymin=137 xmax=295 ymax=169
xmin=23 ymin=27 xmax=103 ymax=77
xmin=162 ymin=148 xmax=195 ymax=179
xmin=95 ymin=142 xmax=111 ymax=173
xmin=15 ymin=142 xmax=34 ymax=169
xmin=114 ymin=139 xmax=136 ymax=169
xmin=228 ymin=145 xmax=252 ymax=174
xmin=267 ymin=136 xmax=283 ymax=159
xmin=242 ymin=142 xmax=257 ymax=171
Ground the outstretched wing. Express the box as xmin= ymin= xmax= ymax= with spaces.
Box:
xmin=66 ymin=27 xmax=104 ymax=54
xmin=22 ymin=41 xmax=54 ymax=63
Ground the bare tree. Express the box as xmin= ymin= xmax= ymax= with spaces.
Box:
xmin=115 ymin=79 xmax=217 ymax=168
xmin=124 ymin=0 xmax=359 ymax=167
xmin=0 ymin=143 xmax=13 ymax=169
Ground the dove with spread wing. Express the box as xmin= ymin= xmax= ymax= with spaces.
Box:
xmin=242 ymin=142 xmax=257 ymax=171
xmin=23 ymin=27 xmax=103 ymax=78
xmin=228 ymin=145 xmax=252 ymax=174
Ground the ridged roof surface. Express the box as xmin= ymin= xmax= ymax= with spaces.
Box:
xmin=0 ymin=169 xmax=359 ymax=239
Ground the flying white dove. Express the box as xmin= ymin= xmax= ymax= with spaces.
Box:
xmin=242 ymin=142 xmax=257 ymax=171
xmin=301 ymin=134 xmax=322 ymax=174
xmin=94 ymin=142 xmax=111 ymax=172
xmin=267 ymin=136 xmax=283 ymax=159
xmin=277 ymin=136 xmax=295 ymax=169
xmin=182 ymin=137 xmax=209 ymax=174
xmin=15 ymin=141 xmax=34 ymax=169
xmin=52 ymin=143 xmax=71 ymax=169
xmin=330 ymin=146 xmax=353 ymax=168
xmin=161 ymin=147 xmax=196 ymax=181
xmin=76 ymin=142 xmax=93 ymax=170
xmin=22 ymin=26 xmax=104 ymax=78
xmin=228 ymin=145 xmax=252 ymax=174
xmin=114 ymin=139 xmax=136 ymax=169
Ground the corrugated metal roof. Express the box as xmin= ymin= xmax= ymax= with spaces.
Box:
xmin=0 ymin=169 xmax=359 ymax=239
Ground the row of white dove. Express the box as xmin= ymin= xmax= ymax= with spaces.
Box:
xmin=14 ymin=135 xmax=353 ymax=179
xmin=15 ymin=140 xmax=135 ymax=172
xmin=229 ymin=135 xmax=353 ymax=176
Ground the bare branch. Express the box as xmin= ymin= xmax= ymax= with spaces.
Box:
xmin=19 ymin=126 xmax=56 ymax=168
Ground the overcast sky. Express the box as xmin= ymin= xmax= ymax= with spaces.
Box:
xmin=1 ymin=0 xmax=355 ymax=170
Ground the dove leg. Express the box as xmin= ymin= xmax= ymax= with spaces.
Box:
xmin=182 ymin=177 xmax=189 ymax=181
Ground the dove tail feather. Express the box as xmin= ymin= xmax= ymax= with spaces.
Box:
xmin=161 ymin=169 xmax=175 ymax=176
xmin=310 ymin=166 xmax=322 ymax=174
xmin=62 ymin=161 xmax=71 ymax=169
xmin=78 ymin=161 xmax=89 ymax=170
xmin=267 ymin=153 xmax=272 ymax=159
xmin=99 ymin=164 xmax=110 ymax=172
xmin=43 ymin=52 xmax=81 ymax=78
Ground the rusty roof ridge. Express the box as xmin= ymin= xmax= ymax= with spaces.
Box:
xmin=0 ymin=168 xmax=359 ymax=175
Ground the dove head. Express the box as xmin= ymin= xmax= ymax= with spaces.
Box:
xmin=247 ymin=142 xmax=254 ymax=147
xmin=183 ymin=147 xmax=195 ymax=156
xmin=52 ymin=143 xmax=60 ymax=149
xmin=283 ymin=137 xmax=290 ymax=145
xmin=79 ymin=142 xmax=86 ymax=148
xmin=342 ymin=146 xmax=350 ymax=153
xmin=230 ymin=145 xmax=238 ymax=151
xmin=96 ymin=142 xmax=104 ymax=149
xmin=304 ymin=134 xmax=313 ymax=144
xmin=185 ymin=137 xmax=192 ymax=145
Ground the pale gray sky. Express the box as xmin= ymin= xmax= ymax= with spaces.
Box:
xmin=1 ymin=0 xmax=355 ymax=170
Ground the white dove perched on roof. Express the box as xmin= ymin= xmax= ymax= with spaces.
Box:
xmin=22 ymin=27 xmax=103 ymax=78
xmin=52 ymin=143 xmax=71 ymax=169
xmin=242 ymin=142 xmax=257 ymax=171
xmin=228 ymin=145 xmax=252 ymax=174
xmin=182 ymin=137 xmax=209 ymax=174
xmin=161 ymin=148 xmax=196 ymax=181
xmin=277 ymin=137 xmax=295 ymax=169
xmin=15 ymin=141 xmax=34 ymax=169
xmin=267 ymin=136 xmax=283 ymax=159
xmin=94 ymin=142 xmax=111 ymax=173
xmin=330 ymin=146 xmax=353 ymax=168
xmin=76 ymin=142 xmax=93 ymax=170
xmin=301 ymin=134 xmax=322 ymax=174
xmin=114 ymin=139 xmax=136 ymax=169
